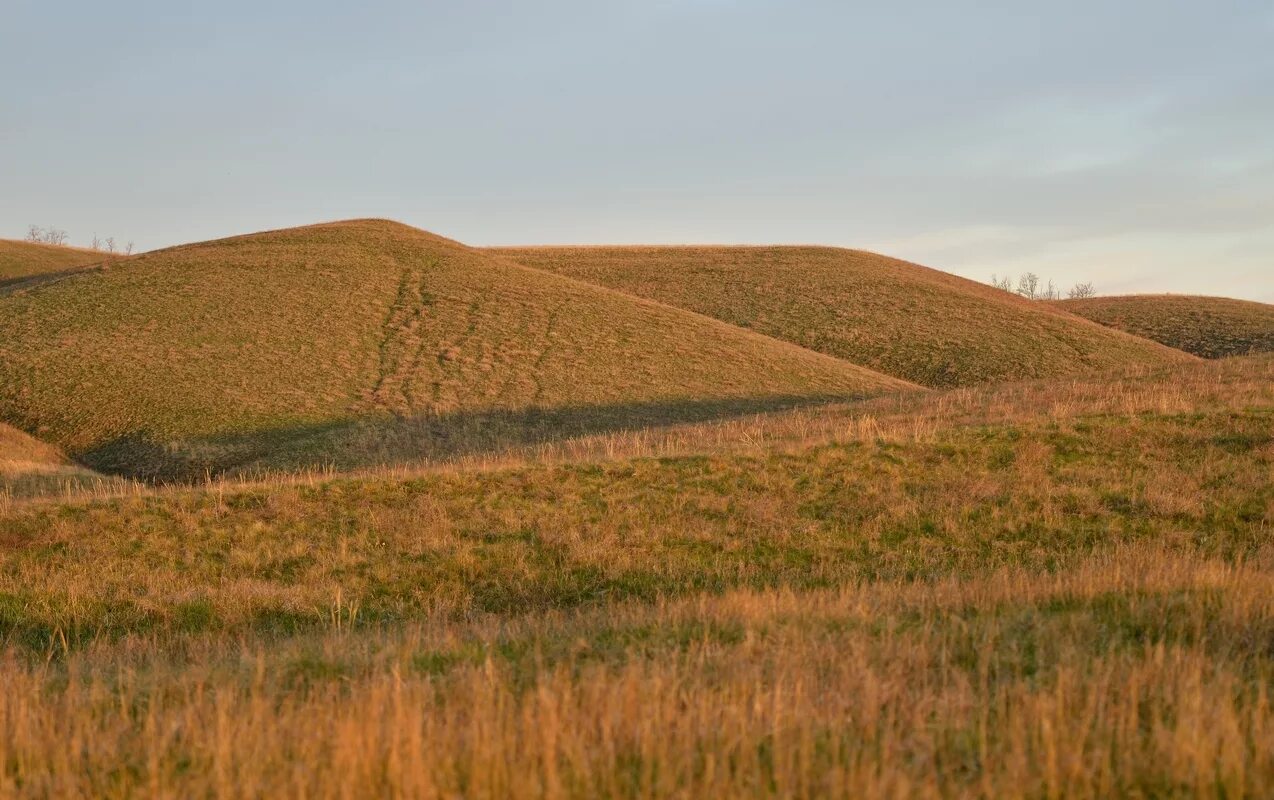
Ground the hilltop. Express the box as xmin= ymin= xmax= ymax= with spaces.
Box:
xmin=1057 ymin=294 xmax=1274 ymax=359
xmin=0 ymin=220 xmax=912 ymax=481
xmin=491 ymin=246 xmax=1194 ymax=387
xmin=0 ymin=239 xmax=101 ymax=284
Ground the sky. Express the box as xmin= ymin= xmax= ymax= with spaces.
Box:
xmin=2 ymin=1 xmax=1271 ymax=301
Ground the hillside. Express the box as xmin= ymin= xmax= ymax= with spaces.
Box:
xmin=0 ymin=220 xmax=912 ymax=481
xmin=0 ymin=423 xmax=123 ymax=500
xmin=1 ymin=355 xmax=1269 ymax=796
xmin=0 ymin=239 xmax=100 ymax=283
xmin=1057 ymin=294 xmax=1274 ymax=359
xmin=491 ymin=246 xmax=1195 ymax=387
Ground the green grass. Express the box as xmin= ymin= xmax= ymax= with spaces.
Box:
xmin=1058 ymin=294 xmax=1274 ymax=358
xmin=0 ymin=239 xmax=101 ymax=283
xmin=0 ymin=220 xmax=912 ymax=481
xmin=491 ymin=245 xmax=1195 ymax=387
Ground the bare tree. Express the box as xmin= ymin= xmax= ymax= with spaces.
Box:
xmin=26 ymin=224 xmax=43 ymax=242
xmin=989 ymin=273 xmax=1014 ymax=292
xmin=1042 ymin=280 xmax=1061 ymax=301
xmin=91 ymin=234 xmax=102 ymax=251
xmin=1068 ymin=282 xmax=1096 ymax=299
xmin=125 ymin=241 xmax=134 ymax=256
xmin=105 ymin=236 xmax=116 ymax=254
xmin=1016 ymin=272 xmax=1040 ymax=300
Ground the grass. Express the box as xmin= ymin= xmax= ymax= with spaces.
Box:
xmin=0 ymin=239 xmax=100 ymax=283
xmin=1058 ymin=294 xmax=1274 ymax=359
xmin=2 ymin=546 xmax=1269 ymax=798
xmin=0 ymin=423 xmax=132 ymax=504
xmin=0 ymin=357 xmax=1269 ymax=796
xmin=0 ymin=220 xmax=911 ymax=482
xmin=491 ymin=245 xmax=1194 ymax=388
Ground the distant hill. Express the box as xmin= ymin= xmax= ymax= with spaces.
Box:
xmin=492 ymin=246 xmax=1195 ymax=388
xmin=0 ymin=220 xmax=913 ymax=481
xmin=0 ymin=239 xmax=101 ymax=283
xmin=1056 ymin=295 xmax=1274 ymax=359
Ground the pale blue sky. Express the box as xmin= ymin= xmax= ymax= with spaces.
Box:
xmin=3 ymin=1 xmax=1271 ymax=300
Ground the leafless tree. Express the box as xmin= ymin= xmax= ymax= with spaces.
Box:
xmin=91 ymin=234 xmax=102 ymax=251
xmin=989 ymin=273 xmax=1014 ymax=292
xmin=1016 ymin=272 xmax=1040 ymax=300
xmin=105 ymin=236 xmax=116 ymax=254
xmin=26 ymin=224 xmax=42 ymax=242
xmin=1068 ymin=282 xmax=1096 ymax=299
xmin=125 ymin=241 xmax=134 ymax=255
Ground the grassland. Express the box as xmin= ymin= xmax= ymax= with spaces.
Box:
xmin=491 ymin=246 xmax=1194 ymax=388
xmin=0 ymin=239 xmax=100 ymax=284
xmin=0 ymin=356 xmax=1269 ymax=796
xmin=0 ymin=423 xmax=131 ymax=504
xmin=0 ymin=220 xmax=911 ymax=482
xmin=1058 ymin=294 xmax=1274 ymax=359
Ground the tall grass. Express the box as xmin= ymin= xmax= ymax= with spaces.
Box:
xmin=1 ymin=546 xmax=1269 ymax=798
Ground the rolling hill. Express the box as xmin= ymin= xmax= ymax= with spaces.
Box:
xmin=0 ymin=422 xmax=123 ymax=499
xmin=1057 ymin=294 xmax=1274 ymax=359
xmin=0 ymin=220 xmax=913 ymax=481
xmin=490 ymin=246 xmax=1195 ymax=387
xmin=0 ymin=239 xmax=101 ymax=284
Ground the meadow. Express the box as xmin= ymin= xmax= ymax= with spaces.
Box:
xmin=0 ymin=354 xmax=1269 ymax=797
xmin=1 ymin=220 xmax=1272 ymax=797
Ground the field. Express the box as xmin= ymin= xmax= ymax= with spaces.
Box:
xmin=1 ymin=220 xmax=1270 ymax=797
xmin=0 ymin=239 xmax=101 ymax=285
xmin=491 ymin=246 xmax=1193 ymax=387
xmin=0 ymin=354 xmax=1269 ymax=797
xmin=1059 ymin=294 xmax=1274 ymax=359
xmin=0 ymin=221 xmax=909 ymax=482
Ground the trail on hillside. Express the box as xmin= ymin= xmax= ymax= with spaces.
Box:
xmin=366 ymin=261 xmax=437 ymax=414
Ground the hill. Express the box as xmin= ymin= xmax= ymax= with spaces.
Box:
xmin=0 ymin=422 xmax=123 ymax=500
xmin=0 ymin=355 xmax=1269 ymax=796
xmin=0 ymin=220 xmax=913 ymax=481
xmin=1057 ymin=294 xmax=1274 ymax=359
xmin=0 ymin=239 xmax=101 ymax=284
xmin=491 ymin=246 xmax=1194 ymax=387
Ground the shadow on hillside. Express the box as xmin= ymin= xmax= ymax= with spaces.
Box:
xmin=78 ymin=394 xmax=852 ymax=484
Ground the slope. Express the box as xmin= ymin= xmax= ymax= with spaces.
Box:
xmin=0 ymin=422 xmax=123 ymax=500
xmin=491 ymin=246 xmax=1195 ymax=387
xmin=0 ymin=220 xmax=913 ymax=481
xmin=1057 ymin=294 xmax=1274 ymax=359
xmin=0 ymin=239 xmax=101 ymax=283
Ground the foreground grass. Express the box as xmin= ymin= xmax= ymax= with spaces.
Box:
xmin=1058 ymin=294 xmax=1274 ymax=359
xmin=1 ymin=546 xmax=1270 ymax=797
xmin=0 ymin=358 xmax=1268 ymax=797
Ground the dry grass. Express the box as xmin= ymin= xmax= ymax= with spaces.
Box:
xmin=0 ymin=423 xmax=133 ymax=503
xmin=0 ymin=220 xmax=911 ymax=482
xmin=1058 ymin=294 xmax=1274 ymax=359
xmin=491 ymin=245 xmax=1193 ymax=388
xmin=0 ymin=239 xmax=100 ymax=283
xmin=1 ymin=545 xmax=1270 ymax=798
xmin=0 ymin=357 xmax=1269 ymax=796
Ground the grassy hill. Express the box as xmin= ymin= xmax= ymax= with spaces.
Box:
xmin=1057 ymin=294 xmax=1274 ymax=359
xmin=0 ymin=220 xmax=912 ymax=481
xmin=0 ymin=423 xmax=125 ymax=500
xmin=492 ymin=246 xmax=1194 ymax=387
xmin=0 ymin=239 xmax=101 ymax=283
xmin=0 ymin=355 xmax=1269 ymax=796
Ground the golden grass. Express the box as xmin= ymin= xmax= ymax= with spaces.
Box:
xmin=491 ymin=245 xmax=1194 ymax=388
xmin=0 ymin=220 xmax=911 ymax=482
xmin=0 ymin=423 xmax=133 ymax=504
xmin=0 ymin=357 xmax=1269 ymax=796
xmin=1058 ymin=294 xmax=1274 ymax=359
xmin=0 ymin=239 xmax=100 ymax=283
xmin=1 ymin=545 xmax=1269 ymax=798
